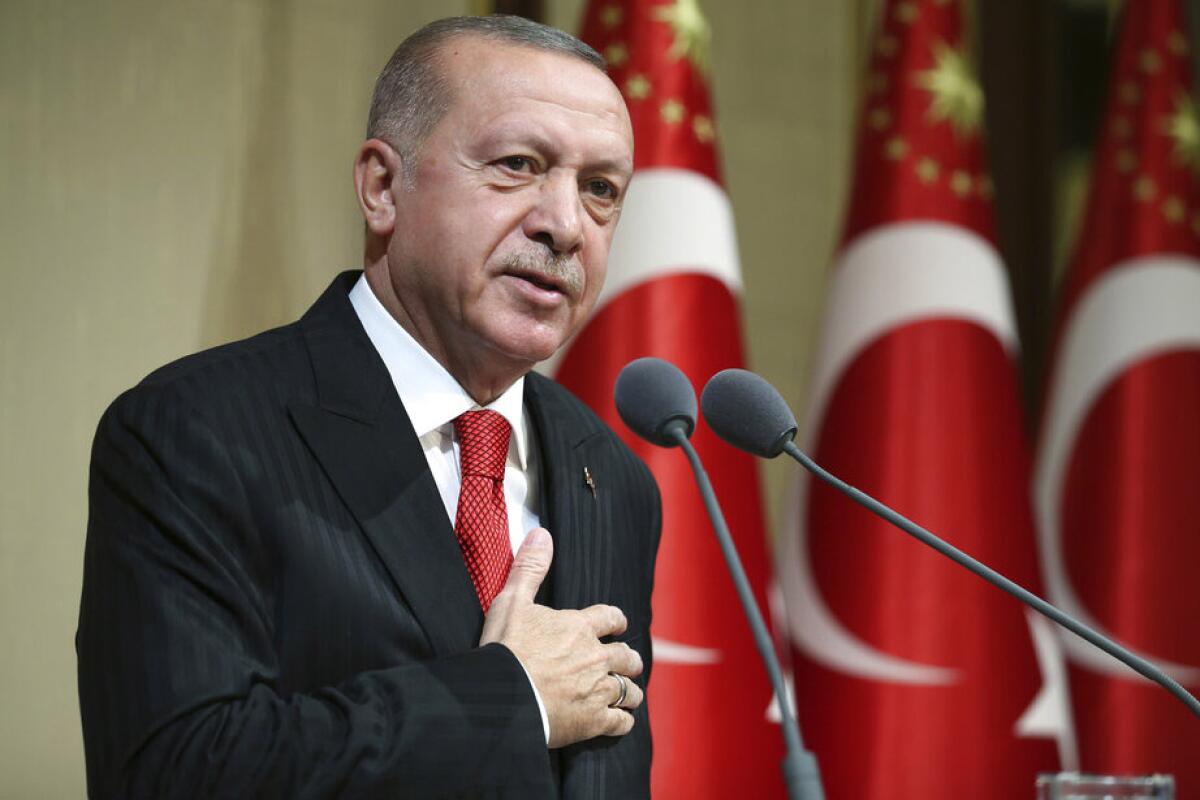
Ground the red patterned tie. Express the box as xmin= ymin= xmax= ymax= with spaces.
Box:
xmin=453 ymin=410 xmax=513 ymax=611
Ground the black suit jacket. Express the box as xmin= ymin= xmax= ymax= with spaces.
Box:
xmin=77 ymin=271 xmax=662 ymax=798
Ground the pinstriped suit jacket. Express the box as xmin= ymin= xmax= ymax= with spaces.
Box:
xmin=77 ymin=271 xmax=661 ymax=799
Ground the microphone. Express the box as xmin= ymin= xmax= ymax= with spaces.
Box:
xmin=701 ymin=368 xmax=1200 ymax=722
xmin=699 ymin=368 xmax=798 ymax=458
xmin=614 ymin=358 xmax=825 ymax=800
xmin=613 ymin=357 xmax=697 ymax=447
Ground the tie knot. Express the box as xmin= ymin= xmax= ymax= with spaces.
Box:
xmin=454 ymin=410 xmax=511 ymax=481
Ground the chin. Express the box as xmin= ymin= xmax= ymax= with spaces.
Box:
xmin=480 ymin=317 xmax=573 ymax=367
xmin=497 ymin=338 xmax=564 ymax=366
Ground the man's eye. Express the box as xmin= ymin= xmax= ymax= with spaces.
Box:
xmin=587 ymin=179 xmax=617 ymax=200
xmin=500 ymin=156 xmax=533 ymax=172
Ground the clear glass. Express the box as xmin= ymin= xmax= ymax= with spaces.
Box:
xmin=1036 ymin=772 xmax=1175 ymax=800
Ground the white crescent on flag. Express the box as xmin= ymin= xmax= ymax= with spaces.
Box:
xmin=651 ymin=637 xmax=721 ymax=665
xmin=1035 ymin=256 xmax=1200 ymax=684
xmin=599 ymin=167 xmax=743 ymax=304
xmin=780 ymin=221 xmax=1017 ymax=684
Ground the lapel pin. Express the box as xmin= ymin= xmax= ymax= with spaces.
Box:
xmin=583 ymin=466 xmax=597 ymax=498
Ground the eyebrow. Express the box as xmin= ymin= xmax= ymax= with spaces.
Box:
xmin=588 ymin=155 xmax=635 ymax=177
xmin=483 ymin=129 xmax=633 ymax=176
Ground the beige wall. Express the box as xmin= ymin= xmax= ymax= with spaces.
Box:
xmin=0 ymin=1 xmax=861 ymax=794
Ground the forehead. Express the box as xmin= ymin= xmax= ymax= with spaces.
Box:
xmin=433 ymin=38 xmax=633 ymax=164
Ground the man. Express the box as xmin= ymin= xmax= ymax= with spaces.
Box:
xmin=77 ymin=16 xmax=661 ymax=798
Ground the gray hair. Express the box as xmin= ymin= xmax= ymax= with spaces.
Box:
xmin=366 ymin=15 xmax=606 ymax=170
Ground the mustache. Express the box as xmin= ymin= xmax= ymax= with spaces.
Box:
xmin=502 ymin=249 xmax=583 ymax=296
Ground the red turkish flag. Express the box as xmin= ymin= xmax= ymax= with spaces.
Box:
xmin=775 ymin=1 xmax=1061 ymax=797
xmin=1036 ymin=0 xmax=1200 ymax=791
xmin=551 ymin=0 xmax=784 ymax=796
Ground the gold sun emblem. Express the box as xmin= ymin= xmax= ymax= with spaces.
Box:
xmin=660 ymin=98 xmax=686 ymax=124
xmin=600 ymin=5 xmax=623 ymax=29
xmin=1134 ymin=175 xmax=1157 ymax=202
xmin=915 ymin=157 xmax=940 ymax=184
xmin=1163 ymin=195 xmax=1185 ymax=223
xmin=651 ymin=0 xmax=711 ymax=74
xmin=950 ymin=170 xmax=973 ymax=196
xmin=625 ymin=74 xmax=652 ymax=101
xmin=914 ymin=40 xmax=984 ymax=138
xmin=1168 ymin=31 xmax=1189 ymax=57
xmin=1164 ymin=91 xmax=1200 ymax=176
xmin=604 ymin=42 xmax=630 ymax=68
xmin=883 ymin=136 xmax=908 ymax=160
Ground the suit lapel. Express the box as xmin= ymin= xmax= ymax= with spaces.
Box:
xmin=529 ymin=375 xmax=640 ymax=799
xmin=288 ymin=273 xmax=483 ymax=657
xmin=525 ymin=376 xmax=610 ymax=614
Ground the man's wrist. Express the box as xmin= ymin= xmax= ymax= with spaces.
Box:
xmin=511 ymin=653 xmax=551 ymax=744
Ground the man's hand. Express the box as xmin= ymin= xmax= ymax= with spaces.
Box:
xmin=480 ymin=527 xmax=644 ymax=748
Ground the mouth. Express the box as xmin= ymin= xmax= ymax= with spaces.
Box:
xmin=503 ymin=266 xmax=571 ymax=297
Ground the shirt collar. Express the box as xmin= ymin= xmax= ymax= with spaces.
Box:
xmin=348 ymin=274 xmax=528 ymax=469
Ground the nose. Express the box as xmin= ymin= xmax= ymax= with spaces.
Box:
xmin=523 ymin=170 xmax=584 ymax=255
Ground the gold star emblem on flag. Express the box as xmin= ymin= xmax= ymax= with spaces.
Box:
xmin=915 ymin=157 xmax=940 ymax=184
xmin=660 ymin=98 xmax=685 ymax=124
xmin=605 ymin=42 xmax=630 ymax=67
xmin=651 ymin=0 xmax=711 ymax=74
xmin=1163 ymin=91 xmax=1200 ymax=175
xmin=884 ymin=136 xmax=908 ymax=160
xmin=914 ymin=40 xmax=984 ymax=138
xmin=625 ymin=74 xmax=651 ymax=101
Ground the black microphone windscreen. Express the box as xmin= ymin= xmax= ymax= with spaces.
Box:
xmin=614 ymin=357 xmax=697 ymax=447
xmin=701 ymin=369 xmax=798 ymax=458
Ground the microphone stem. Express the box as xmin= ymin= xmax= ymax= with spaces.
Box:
xmin=783 ymin=440 xmax=1200 ymax=722
xmin=669 ymin=425 xmax=825 ymax=800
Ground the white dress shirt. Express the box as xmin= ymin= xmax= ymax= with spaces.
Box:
xmin=349 ymin=274 xmax=550 ymax=743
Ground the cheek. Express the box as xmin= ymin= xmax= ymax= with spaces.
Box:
xmin=580 ymin=236 xmax=612 ymax=303
xmin=407 ymin=177 xmax=525 ymax=246
xmin=465 ymin=194 xmax=538 ymax=265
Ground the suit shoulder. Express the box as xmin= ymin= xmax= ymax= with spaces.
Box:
xmin=139 ymin=321 xmax=306 ymax=389
xmin=526 ymin=372 xmax=657 ymax=490
xmin=99 ymin=320 xmax=313 ymax=438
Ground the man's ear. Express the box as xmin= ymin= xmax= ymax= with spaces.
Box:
xmin=354 ymin=138 xmax=403 ymax=236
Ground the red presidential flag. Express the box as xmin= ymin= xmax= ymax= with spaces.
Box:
xmin=775 ymin=1 xmax=1062 ymax=796
xmin=1035 ymin=0 xmax=1200 ymax=790
xmin=551 ymin=0 xmax=785 ymax=795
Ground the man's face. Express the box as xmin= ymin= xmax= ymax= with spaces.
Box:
xmin=385 ymin=39 xmax=634 ymax=374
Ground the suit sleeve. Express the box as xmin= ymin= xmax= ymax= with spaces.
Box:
xmin=76 ymin=385 xmax=552 ymax=799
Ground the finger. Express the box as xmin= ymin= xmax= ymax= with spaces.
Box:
xmin=605 ymin=672 xmax=627 ymax=707
xmin=498 ymin=527 xmax=553 ymax=606
xmin=603 ymin=642 xmax=643 ymax=677
xmin=599 ymin=708 xmax=635 ymax=737
xmin=603 ymin=673 xmax=643 ymax=710
xmin=618 ymin=678 xmax=644 ymax=710
xmin=580 ymin=604 xmax=627 ymax=638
